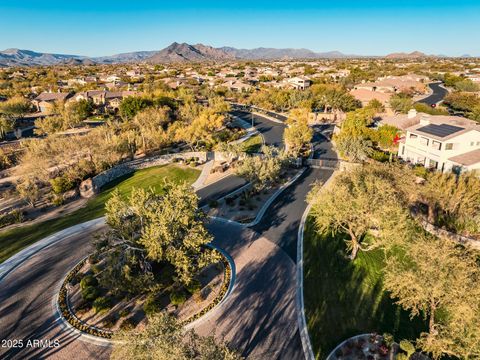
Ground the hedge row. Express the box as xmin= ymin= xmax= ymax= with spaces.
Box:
xmin=57 ymin=257 xmax=113 ymax=339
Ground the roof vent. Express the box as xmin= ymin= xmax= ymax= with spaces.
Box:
xmin=420 ymin=115 xmax=431 ymax=125
xmin=407 ymin=108 xmax=417 ymax=119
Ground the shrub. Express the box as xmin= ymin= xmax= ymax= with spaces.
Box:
xmin=92 ymin=296 xmax=112 ymax=314
xmin=143 ymin=294 xmax=161 ymax=316
xmin=90 ymin=264 xmax=102 ymax=275
xmin=50 ymin=175 xmax=74 ymax=195
xmin=0 ymin=210 xmax=24 ymax=228
xmin=382 ymin=333 xmax=395 ymax=347
xmin=81 ymin=285 xmax=100 ymax=302
xmin=399 ymin=340 xmax=415 ymax=358
xmin=119 ymin=318 xmax=136 ymax=330
xmin=51 ymin=194 xmax=64 ymax=206
xmin=225 ymin=197 xmax=235 ymax=206
xmin=413 ymin=165 xmax=429 ymax=178
xmin=370 ymin=149 xmax=390 ymax=162
xmin=80 ymin=275 xmax=98 ymax=290
xmin=170 ymin=290 xmax=187 ymax=306
xmin=186 ymin=279 xmax=202 ymax=294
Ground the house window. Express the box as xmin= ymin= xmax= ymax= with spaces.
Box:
xmin=471 ymin=142 xmax=475 ymax=146
xmin=428 ymin=159 xmax=438 ymax=169
xmin=409 ymin=133 xmax=417 ymax=139
xmin=419 ymin=137 xmax=429 ymax=146
xmin=432 ymin=141 xmax=441 ymax=150
xmin=445 ymin=143 xmax=453 ymax=150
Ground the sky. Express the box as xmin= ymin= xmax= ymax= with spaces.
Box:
xmin=1 ymin=0 xmax=479 ymax=57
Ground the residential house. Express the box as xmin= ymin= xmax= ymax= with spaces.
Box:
xmin=72 ymin=90 xmax=137 ymax=111
xmin=397 ymin=113 xmax=480 ymax=174
xmin=286 ymin=76 xmax=312 ymax=90
xmin=220 ymin=80 xmax=253 ymax=92
xmin=32 ymin=92 xmax=72 ymax=112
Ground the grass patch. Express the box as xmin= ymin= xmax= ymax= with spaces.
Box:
xmin=0 ymin=164 xmax=200 ymax=264
xmin=303 ymin=216 xmax=426 ymax=359
xmin=241 ymin=134 xmax=263 ymax=154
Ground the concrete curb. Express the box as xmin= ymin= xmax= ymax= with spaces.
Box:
xmin=0 ymin=217 xmax=106 ymax=282
xmin=326 ymin=333 xmax=374 ymax=360
xmin=243 ymin=167 xmax=306 ymax=228
xmin=52 ymin=256 xmax=114 ymax=346
xmin=252 ymin=111 xmax=285 ymax=124
xmin=185 ymin=243 xmax=237 ymax=330
xmin=296 ymin=171 xmax=337 ymax=360
xmin=207 ymin=167 xmax=306 ymax=228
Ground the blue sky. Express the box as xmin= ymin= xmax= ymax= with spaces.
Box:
xmin=1 ymin=0 xmax=479 ymax=56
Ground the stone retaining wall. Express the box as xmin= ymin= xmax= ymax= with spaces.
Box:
xmin=419 ymin=219 xmax=480 ymax=250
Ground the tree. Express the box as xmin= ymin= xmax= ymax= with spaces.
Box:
xmin=16 ymin=177 xmax=40 ymax=208
xmin=334 ymin=134 xmax=373 ymax=162
xmin=418 ymin=171 xmax=480 ymax=234
xmin=133 ymin=106 xmax=171 ymax=152
xmin=66 ymin=99 xmax=93 ymax=121
xmin=0 ymin=116 xmax=15 ymax=139
xmin=97 ymin=183 xmax=218 ymax=290
xmin=384 ymin=235 xmax=480 ymax=359
xmin=119 ymin=96 xmax=153 ymax=120
xmin=365 ymin=99 xmax=385 ymax=114
xmin=369 ymin=124 xmax=399 ymax=149
xmin=390 ymin=94 xmax=414 ymax=114
xmin=0 ymin=96 xmax=31 ymax=120
xmin=443 ymin=92 xmax=479 ymax=113
xmin=111 ymin=313 xmax=242 ymax=360
xmin=34 ymin=115 xmax=64 ymax=135
xmin=175 ymin=109 xmax=225 ymax=150
xmin=235 ymin=145 xmax=287 ymax=192
xmin=284 ymin=108 xmax=313 ymax=155
xmin=308 ymin=164 xmax=412 ymax=259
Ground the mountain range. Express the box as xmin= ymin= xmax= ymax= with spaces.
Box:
xmin=0 ymin=43 xmax=468 ymax=67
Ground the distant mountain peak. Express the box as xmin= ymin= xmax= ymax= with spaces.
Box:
xmin=385 ymin=51 xmax=429 ymax=59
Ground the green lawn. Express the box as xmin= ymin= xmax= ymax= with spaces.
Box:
xmin=303 ymin=217 xmax=426 ymax=359
xmin=241 ymin=134 xmax=263 ymax=154
xmin=0 ymin=164 xmax=200 ymax=264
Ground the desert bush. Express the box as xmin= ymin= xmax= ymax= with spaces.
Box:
xmin=93 ymin=296 xmax=112 ymax=314
xmin=170 ymin=290 xmax=187 ymax=306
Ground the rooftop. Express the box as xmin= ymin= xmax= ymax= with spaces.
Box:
xmin=449 ymin=148 xmax=480 ymax=166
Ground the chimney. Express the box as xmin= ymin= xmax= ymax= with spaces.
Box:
xmin=407 ymin=108 xmax=417 ymax=119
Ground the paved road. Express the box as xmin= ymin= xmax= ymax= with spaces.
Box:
xmin=417 ymin=82 xmax=448 ymax=106
xmin=198 ymin=111 xmax=286 ymax=206
xmin=0 ymin=111 xmax=334 ymax=360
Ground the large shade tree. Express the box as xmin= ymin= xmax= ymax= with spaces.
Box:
xmin=384 ymin=234 xmax=480 ymax=360
xmin=111 ymin=313 xmax=242 ymax=360
xmin=96 ymin=182 xmax=218 ymax=294
xmin=308 ymin=164 xmax=413 ymax=259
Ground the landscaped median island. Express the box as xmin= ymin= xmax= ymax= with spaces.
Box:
xmin=206 ymin=165 xmax=301 ymax=224
xmin=0 ymin=164 xmax=200 ymax=264
xmin=57 ymin=180 xmax=232 ymax=339
xmin=58 ymin=248 xmax=231 ymax=338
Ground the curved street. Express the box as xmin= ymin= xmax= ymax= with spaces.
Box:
xmin=0 ymin=112 xmax=335 ymax=360
xmin=417 ymin=81 xmax=448 ymax=106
